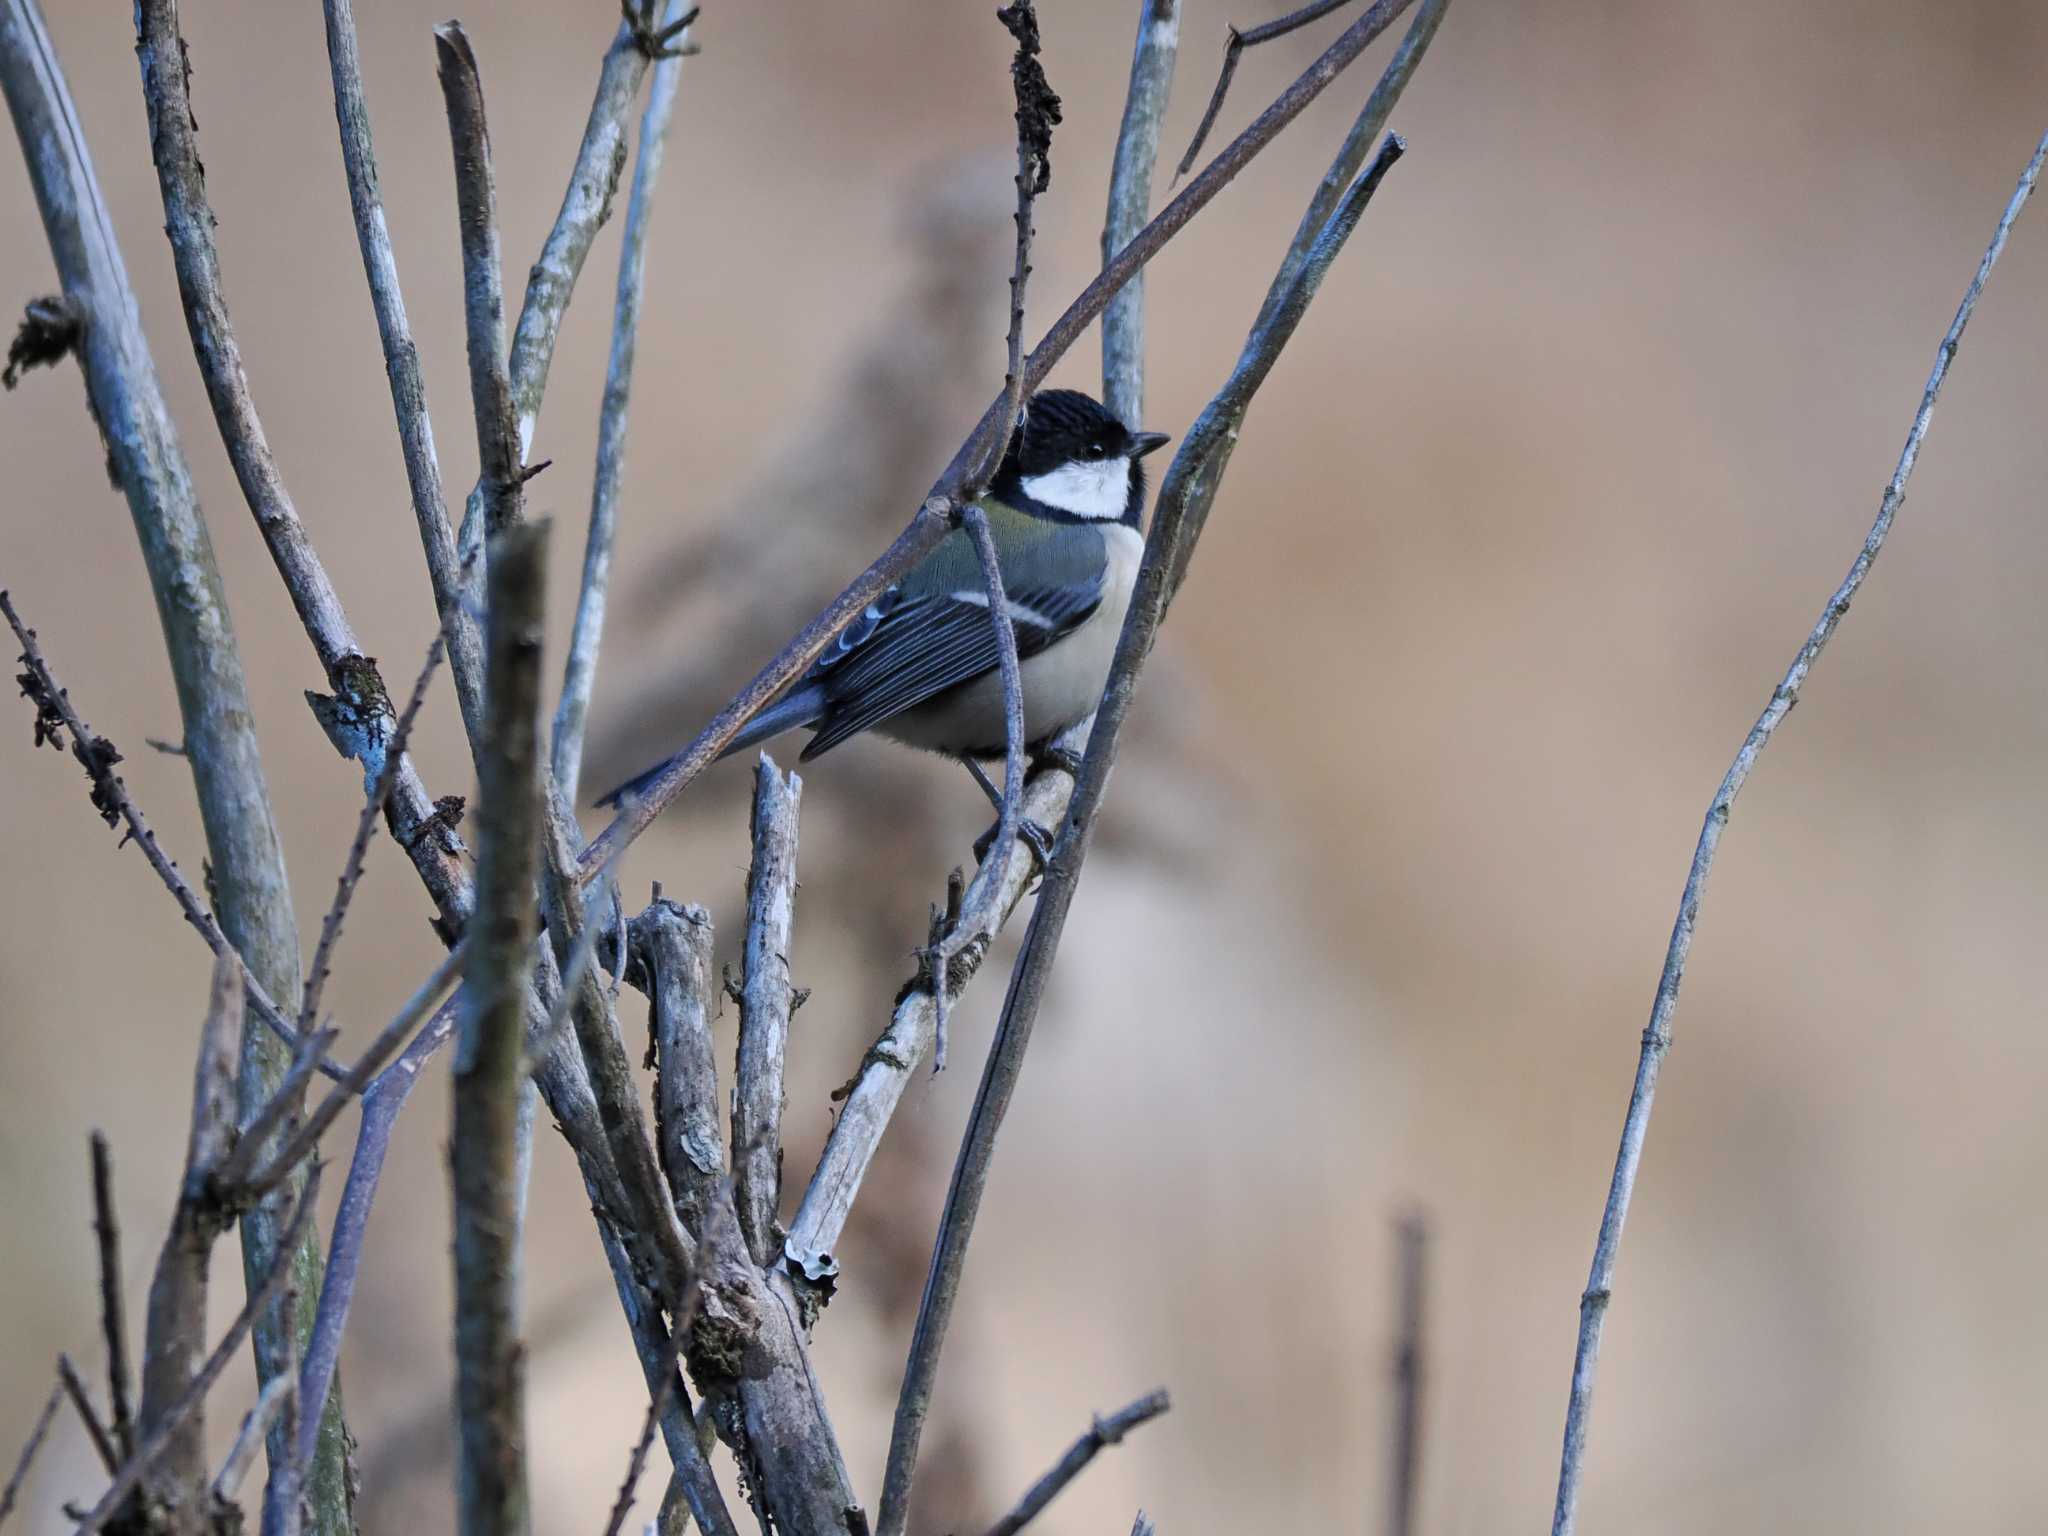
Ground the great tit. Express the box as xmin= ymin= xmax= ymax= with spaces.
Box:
xmin=597 ymin=389 xmax=1171 ymax=806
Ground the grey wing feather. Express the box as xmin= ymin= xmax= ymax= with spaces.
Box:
xmin=799 ymin=578 xmax=1102 ymax=760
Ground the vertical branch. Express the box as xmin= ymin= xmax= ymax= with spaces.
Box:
xmin=1547 ymin=129 xmax=2048 ymax=1536
xmin=317 ymin=0 xmax=485 ymax=738
xmin=732 ymin=759 xmax=803 ymax=1264
xmin=87 ymin=1135 xmax=136 ymax=1462
xmin=1388 ymin=1215 xmax=1426 ymax=1536
xmin=450 ymin=523 xmax=550 ymax=1536
xmin=0 ymin=9 xmax=343 ymax=1524
xmin=1101 ymin=0 xmax=1180 ymax=427
xmin=553 ymin=0 xmax=696 ymax=805
xmin=133 ymin=953 xmax=242 ymax=1530
xmin=436 ymin=24 xmax=527 ymax=546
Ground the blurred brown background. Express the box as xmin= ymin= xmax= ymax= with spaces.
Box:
xmin=6 ymin=1 xmax=2048 ymax=1530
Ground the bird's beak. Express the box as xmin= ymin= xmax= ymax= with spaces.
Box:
xmin=1131 ymin=431 xmax=1171 ymax=459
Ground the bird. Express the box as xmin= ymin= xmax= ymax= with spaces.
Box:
xmin=595 ymin=388 xmax=1171 ymax=815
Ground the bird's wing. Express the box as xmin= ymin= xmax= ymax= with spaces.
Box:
xmin=799 ymin=526 xmax=1106 ymax=759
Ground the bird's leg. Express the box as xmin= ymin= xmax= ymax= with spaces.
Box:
xmin=962 ymin=756 xmax=1053 ymax=874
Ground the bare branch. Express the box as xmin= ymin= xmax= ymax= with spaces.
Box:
xmin=507 ymin=21 xmax=653 ymax=457
xmin=733 ymin=758 xmax=803 ymax=1262
xmin=2 ymin=591 xmax=338 ymax=1080
xmin=0 ymin=1378 xmax=63 ymax=1527
xmin=639 ymin=898 xmax=723 ymax=1232
xmin=317 ymin=0 xmax=484 ymax=737
xmin=87 ymin=1134 xmax=135 ymax=1461
xmin=293 ymin=993 xmax=462 ymax=1472
xmin=980 ymin=1390 xmax=1171 ymax=1536
xmin=573 ymin=0 xmax=1419 ymax=873
xmin=213 ymin=1372 xmax=294 ymax=1504
xmin=55 ymin=1355 xmax=119 ymax=1476
xmin=600 ymin=1372 xmax=673 ymax=1536
xmin=554 ymin=0 xmax=697 ymax=805
xmin=132 ymin=952 xmax=242 ymax=1526
xmin=878 ymin=126 xmax=1407 ymax=1536
xmin=437 ymin=23 xmax=528 ymax=551
xmin=1101 ymin=0 xmax=1181 ymax=426
xmin=72 ymin=1166 xmax=320 ymax=1536
xmin=1 ymin=15 xmax=331 ymax=1496
xmin=1547 ymin=128 xmax=2048 ymax=1536
xmin=450 ymin=519 xmax=550 ymax=1536
xmin=231 ymin=944 xmax=466 ymax=1204
xmin=1175 ymin=0 xmax=1356 ymax=177
xmin=1388 ymin=1214 xmax=1426 ymax=1536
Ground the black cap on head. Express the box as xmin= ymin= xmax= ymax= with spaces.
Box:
xmin=1008 ymin=389 xmax=1136 ymax=475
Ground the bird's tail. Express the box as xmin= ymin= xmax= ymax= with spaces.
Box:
xmin=591 ymin=683 xmax=827 ymax=808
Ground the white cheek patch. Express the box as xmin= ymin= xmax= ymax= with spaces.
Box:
xmin=1021 ymin=457 xmax=1131 ymax=521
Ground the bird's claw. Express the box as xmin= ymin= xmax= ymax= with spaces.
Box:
xmin=1031 ymin=744 xmax=1085 ymax=780
xmin=621 ymin=0 xmax=699 ymax=58
xmin=973 ymin=816 xmax=1055 ymax=878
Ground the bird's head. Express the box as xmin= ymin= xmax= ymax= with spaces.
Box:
xmin=996 ymin=388 xmax=1172 ymax=525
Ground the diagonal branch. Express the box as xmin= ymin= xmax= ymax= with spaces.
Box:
xmin=980 ymin=1390 xmax=1171 ymax=1536
xmin=572 ymin=0 xmax=1419 ymax=875
xmin=877 ymin=126 xmax=1408 ymax=1536
xmin=0 ymin=1378 xmax=63 ymax=1527
xmin=87 ymin=1135 xmax=136 ymax=1463
xmin=1175 ymin=0 xmax=1357 ymax=177
xmin=554 ymin=0 xmax=697 ymax=805
xmin=1546 ymin=127 xmax=2048 ymax=1536
xmin=2 ymin=591 xmax=338 ymax=1080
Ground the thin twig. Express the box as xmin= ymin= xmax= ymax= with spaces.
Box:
xmin=2 ymin=591 xmax=341 ymax=1080
xmin=317 ymin=0 xmax=484 ymax=739
xmin=1101 ymin=0 xmax=1181 ymax=428
xmin=1175 ymin=0 xmax=1356 ymax=178
xmin=133 ymin=951 xmax=243 ymax=1519
xmin=259 ymin=1285 xmax=306 ymax=1536
xmin=554 ymin=0 xmax=695 ymax=806
xmin=600 ymin=1372 xmax=674 ymax=1536
xmin=506 ymin=19 xmax=653 ymax=456
xmin=1389 ymin=1214 xmax=1426 ymax=1536
xmin=732 ymin=757 xmax=803 ymax=1263
xmin=293 ymin=992 xmax=461 ymax=1471
xmin=1547 ymin=128 xmax=2048 ymax=1536
xmin=87 ymin=1134 xmax=134 ymax=1461
xmin=232 ymin=943 xmax=467 ymax=1202
xmin=436 ymin=23 xmax=528 ymax=551
xmin=213 ymin=1372 xmax=295 ymax=1503
xmin=979 ymin=1390 xmax=1170 ymax=1536
xmin=55 ymin=1355 xmax=119 ymax=1476
xmin=572 ymin=0 xmax=1418 ymax=875
xmin=877 ymin=128 xmax=1408 ymax=1536
xmin=0 ymin=1379 xmax=63 ymax=1528
xmin=299 ymin=634 xmax=447 ymax=1034
xmin=71 ymin=1166 xmax=320 ymax=1536
xmin=450 ymin=520 xmax=549 ymax=1536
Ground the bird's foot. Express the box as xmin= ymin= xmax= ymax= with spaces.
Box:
xmin=973 ymin=815 xmax=1055 ymax=877
xmin=1031 ymin=743 xmax=1086 ymax=780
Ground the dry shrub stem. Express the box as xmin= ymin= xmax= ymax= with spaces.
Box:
xmin=1546 ymin=126 xmax=2048 ymax=1536
xmin=980 ymin=1390 xmax=1171 ymax=1536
